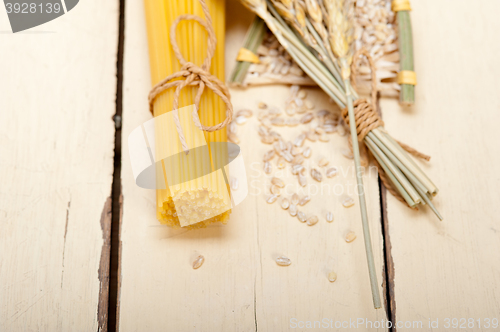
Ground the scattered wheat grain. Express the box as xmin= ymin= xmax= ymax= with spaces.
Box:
xmin=275 ymin=256 xmax=292 ymax=266
xmin=306 ymin=215 xmax=319 ymax=226
xmin=345 ymin=231 xmax=356 ymax=243
xmin=311 ymin=168 xmax=323 ymax=182
xmin=318 ymin=158 xmax=329 ymax=167
xmin=193 ymin=255 xmax=205 ymax=269
xmin=342 ymin=197 xmax=355 ymax=208
xmin=298 ymin=195 xmax=311 ymax=206
xmin=266 ymin=194 xmax=278 ymax=204
xmin=326 ymin=167 xmax=338 ymax=178
xmin=281 ymin=197 xmax=290 ymax=210
xmin=302 ymin=146 xmax=312 ymax=158
xmin=264 ymin=161 xmax=272 ymax=174
xmin=326 ymin=211 xmax=334 ymax=222
xmin=297 ymin=211 xmax=307 ymax=223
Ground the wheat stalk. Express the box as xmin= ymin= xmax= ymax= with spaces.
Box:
xmin=323 ymin=0 xmax=381 ymax=309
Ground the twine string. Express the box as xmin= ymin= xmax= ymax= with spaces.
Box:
xmin=148 ymin=0 xmax=233 ymax=154
xmin=343 ymin=49 xmax=430 ymax=205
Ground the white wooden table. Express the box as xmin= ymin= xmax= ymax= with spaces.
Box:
xmin=1 ymin=0 xmax=499 ymax=331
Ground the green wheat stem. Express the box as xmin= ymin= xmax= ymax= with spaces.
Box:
xmin=345 ymin=78 xmax=382 ymax=309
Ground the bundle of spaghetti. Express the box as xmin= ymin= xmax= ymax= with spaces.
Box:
xmin=144 ymin=0 xmax=231 ymax=228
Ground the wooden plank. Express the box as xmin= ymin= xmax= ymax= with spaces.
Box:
xmin=119 ymin=1 xmax=387 ymax=330
xmin=382 ymin=0 xmax=500 ymax=330
xmin=0 ymin=1 xmax=119 ymax=331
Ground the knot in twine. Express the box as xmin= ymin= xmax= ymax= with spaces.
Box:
xmin=148 ymin=0 xmax=233 ymax=154
xmin=342 ymin=49 xmax=430 ymax=206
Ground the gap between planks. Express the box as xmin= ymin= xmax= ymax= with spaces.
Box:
xmin=107 ymin=0 xmax=126 ymax=330
xmin=377 ymin=94 xmax=397 ymax=331
xmin=380 ymin=180 xmax=397 ymax=331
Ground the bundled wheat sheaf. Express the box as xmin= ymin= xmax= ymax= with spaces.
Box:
xmin=241 ymin=0 xmax=440 ymax=308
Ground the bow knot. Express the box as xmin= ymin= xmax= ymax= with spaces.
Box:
xmin=181 ymin=62 xmax=210 ymax=78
